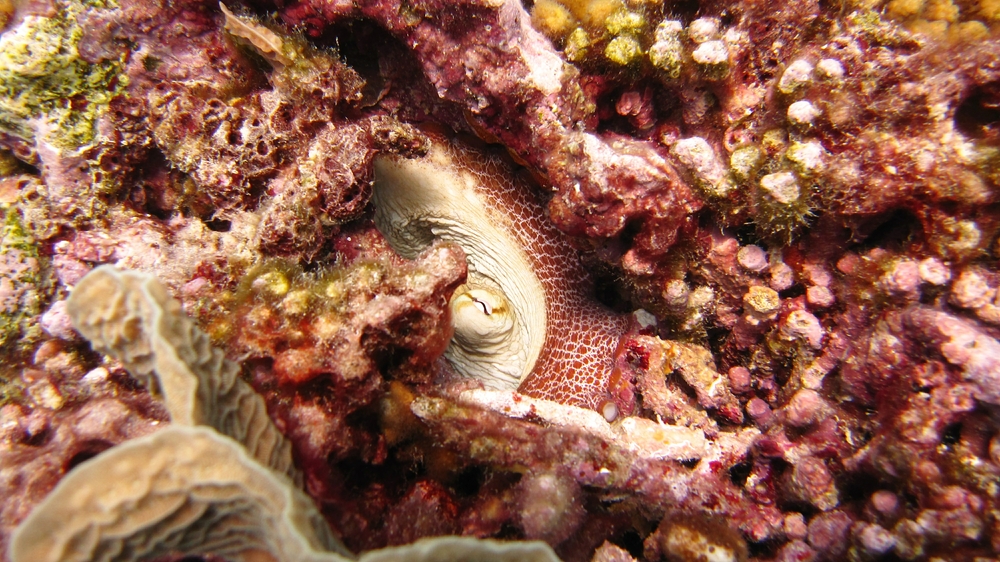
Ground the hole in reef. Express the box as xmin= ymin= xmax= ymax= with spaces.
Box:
xmin=590 ymin=262 xmax=631 ymax=312
xmin=20 ymin=422 xmax=51 ymax=446
xmin=496 ymin=522 xmax=523 ymax=540
xmin=451 ymin=465 xmax=485 ymax=497
xmin=292 ymin=373 xmax=337 ymax=402
xmin=747 ymin=537 xmax=781 ymax=559
xmin=718 ymin=9 xmax=737 ymax=28
xmin=616 ymin=529 xmax=645 ymax=559
xmin=671 ymin=0 xmax=702 ymax=20
xmin=618 ymin=218 xmax=643 ymax=249
xmin=202 ymin=217 xmax=232 ymax=232
xmin=901 ymin=489 xmax=921 ymax=511
xmin=142 ymin=55 xmax=161 ymax=71
xmin=595 ymin=81 xmax=683 ymax=139
xmin=849 ymin=208 xmax=922 ymax=252
xmin=667 ymin=366 xmax=703 ymax=405
xmin=313 ymin=19 xmax=404 ymax=107
xmin=732 ymin=221 xmax=767 ymax=247
xmin=729 ymin=460 xmax=753 ymax=487
xmin=705 ymin=325 xmax=731 ymax=363
xmin=334 ymin=456 xmax=381 ymax=492
xmin=941 ymin=422 xmax=962 ymax=446
xmin=777 ymin=283 xmax=805 ymax=300
xmin=65 ymin=440 xmax=114 ymax=471
xmin=128 ymin=150 xmax=181 ymax=220
xmin=955 ymin=80 xmax=1000 ymax=142
xmin=368 ymin=343 xmax=414 ymax=376
xmin=837 ymin=469 xmax=889 ymax=505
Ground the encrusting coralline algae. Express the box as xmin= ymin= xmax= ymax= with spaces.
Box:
xmin=1 ymin=0 xmax=1000 ymax=560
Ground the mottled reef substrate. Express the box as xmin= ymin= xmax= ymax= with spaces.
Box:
xmin=1 ymin=0 xmax=1000 ymax=560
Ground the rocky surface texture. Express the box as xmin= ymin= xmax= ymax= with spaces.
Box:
xmin=1 ymin=0 xmax=1000 ymax=560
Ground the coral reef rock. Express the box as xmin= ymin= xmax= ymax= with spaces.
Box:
xmin=12 ymin=266 xmax=559 ymax=562
xmin=1 ymin=0 xmax=1000 ymax=559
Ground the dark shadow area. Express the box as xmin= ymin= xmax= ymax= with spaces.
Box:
xmin=955 ymin=81 xmax=1000 ymax=143
xmin=64 ymin=439 xmax=115 ymax=471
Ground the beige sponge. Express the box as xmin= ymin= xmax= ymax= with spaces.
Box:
xmin=10 ymin=426 xmax=350 ymax=562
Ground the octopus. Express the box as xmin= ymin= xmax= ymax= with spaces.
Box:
xmin=372 ymin=132 xmax=629 ymax=412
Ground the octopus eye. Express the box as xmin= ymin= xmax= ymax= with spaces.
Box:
xmin=449 ymin=285 xmax=516 ymax=349
xmin=455 ymin=286 xmax=506 ymax=311
xmin=472 ymin=296 xmax=492 ymax=315
xmin=445 ymin=284 xmax=526 ymax=386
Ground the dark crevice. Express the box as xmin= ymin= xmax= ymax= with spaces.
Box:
xmin=451 ymin=465 xmax=485 ymax=497
xmin=836 ymin=470 xmax=890 ymax=505
xmin=849 ymin=208 xmax=922 ymax=252
xmin=941 ymin=422 xmax=962 ymax=446
xmin=616 ymin=529 xmax=645 ymax=559
xmin=202 ymin=217 xmax=232 ymax=232
xmin=729 ymin=460 xmax=753 ymax=487
xmin=65 ymin=440 xmax=115 ymax=471
xmin=955 ymin=81 xmax=1000 ymax=143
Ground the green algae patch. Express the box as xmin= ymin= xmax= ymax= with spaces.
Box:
xmin=0 ymin=0 xmax=127 ymax=155
xmin=0 ymin=205 xmax=33 ymax=404
xmin=0 ymin=202 xmax=48 ymax=407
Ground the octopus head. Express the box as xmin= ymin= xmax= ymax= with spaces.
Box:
xmin=372 ymin=141 xmax=545 ymax=390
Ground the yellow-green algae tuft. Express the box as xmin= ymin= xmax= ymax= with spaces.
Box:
xmin=0 ymin=202 xmax=47 ymax=405
xmin=0 ymin=0 xmax=127 ymax=169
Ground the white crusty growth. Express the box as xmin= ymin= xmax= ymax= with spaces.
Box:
xmin=65 ymin=265 xmax=300 ymax=483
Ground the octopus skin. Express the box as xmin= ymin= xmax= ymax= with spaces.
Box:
xmin=372 ymin=134 xmax=629 ymax=411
